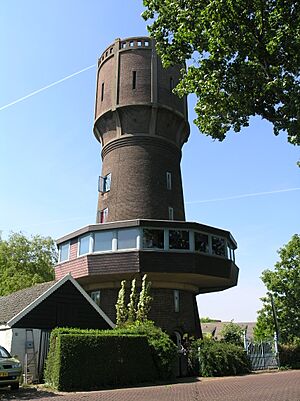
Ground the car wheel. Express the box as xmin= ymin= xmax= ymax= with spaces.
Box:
xmin=11 ymin=383 xmax=19 ymax=390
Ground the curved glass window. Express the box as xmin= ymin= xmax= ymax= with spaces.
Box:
xmin=94 ymin=231 xmax=113 ymax=252
xmin=79 ymin=234 xmax=91 ymax=256
xmin=117 ymin=228 xmax=139 ymax=250
xmin=212 ymin=236 xmax=226 ymax=257
xmin=195 ymin=232 xmax=209 ymax=253
xmin=143 ymin=229 xmax=164 ymax=249
xmin=169 ymin=230 xmax=189 ymax=250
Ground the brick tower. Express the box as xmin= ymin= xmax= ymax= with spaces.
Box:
xmin=55 ymin=37 xmax=239 ymax=340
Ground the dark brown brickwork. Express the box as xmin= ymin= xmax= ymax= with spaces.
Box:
xmin=94 ymin=37 xmax=189 ymax=223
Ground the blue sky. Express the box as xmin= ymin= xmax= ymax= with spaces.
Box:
xmin=1 ymin=0 xmax=299 ymax=321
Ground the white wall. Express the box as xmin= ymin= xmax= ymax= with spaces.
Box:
xmin=0 ymin=326 xmax=13 ymax=352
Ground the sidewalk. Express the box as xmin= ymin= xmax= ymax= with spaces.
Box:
xmin=1 ymin=370 xmax=299 ymax=401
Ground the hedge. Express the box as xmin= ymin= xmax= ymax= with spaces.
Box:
xmin=45 ymin=332 xmax=157 ymax=391
xmin=279 ymin=341 xmax=300 ymax=369
xmin=44 ymin=323 xmax=177 ymax=391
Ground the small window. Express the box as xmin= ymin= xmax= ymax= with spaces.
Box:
xmin=166 ymin=171 xmax=172 ymax=190
xmin=101 ymin=82 xmax=104 ymax=101
xmin=130 ymin=41 xmax=134 ymax=47
xmin=174 ymin=290 xmax=180 ymax=312
xmin=91 ymin=290 xmax=101 ymax=306
xmin=105 ymin=51 xmax=108 ymax=57
xmin=79 ymin=234 xmax=90 ymax=256
xmin=117 ymin=228 xmax=139 ymax=249
xmin=132 ymin=71 xmax=137 ymax=89
xmin=137 ymin=41 xmax=142 ymax=47
xmin=98 ymin=173 xmax=111 ymax=193
xmin=212 ymin=236 xmax=226 ymax=257
xmin=195 ymin=232 xmax=209 ymax=253
xmin=168 ymin=207 xmax=174 ymax=220
xmin=143 ymin=229 xmax=164 ymax=249
xmin=100 ymin=208 xmax=108 ymax=223
xmin=110 ymin=47 xmax=113 ymax=53
xmin=144 ymin=40 xmax=149 ymax=47
xmin=121 ymin=42 xmax=126 ymax=49
xmin=94 ymin=231 xmax=113 ymax=252
xmin=59 ymin=242 xmax=69 ymax=262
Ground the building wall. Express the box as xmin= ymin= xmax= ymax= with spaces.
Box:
xmin=85 ymin=287 xmax=201 ymax=337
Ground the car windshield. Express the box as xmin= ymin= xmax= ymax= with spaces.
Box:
xmin=0 ymin=346 xmax=11 ymax=358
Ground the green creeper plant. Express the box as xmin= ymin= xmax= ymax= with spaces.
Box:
xmin=136 ymin=274 xmax=153 ymax=322
xmin=127 ymin=278 xmax=138 ymax=322
xmin=116 ymin=280 xmax=128 ymax=326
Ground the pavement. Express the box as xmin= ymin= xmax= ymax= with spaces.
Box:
xmin=0 ymin=370 xmax=299 ymax=401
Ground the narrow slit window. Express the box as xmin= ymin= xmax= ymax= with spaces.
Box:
xmin=170 ymin=77 xmax=174 ymax=92
xmin=101 ymin=82 xmax=104 ymax=101
xmin=168 ymin=207 xmax=174 ymax=220
xmin=132 ymin=71 xmax=137 ymax=89
xmin=174 ymin=290 xmax=180 ymax=312
xmin=166 ymin=171 xmax=172 ymax=190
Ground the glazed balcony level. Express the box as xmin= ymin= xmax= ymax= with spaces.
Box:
xmin=55 ymin=220 xmax=239 ymax=294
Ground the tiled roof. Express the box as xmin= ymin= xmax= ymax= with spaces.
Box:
xmin=0 ymin=281 xmax=55 ymax=325
xmin=201 ymin=321 xmax=256 ymax=340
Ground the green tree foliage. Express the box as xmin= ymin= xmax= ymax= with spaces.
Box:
xmin=220 ymin=322 xmax=244 ymax=347
xmin=254 ymin=234 xmax=300 ymax=343
xmin=136 ymin=274 xmax=153 ymax=322
xmin=0 ymin=232 xmax=56 ymax=296
xmin=143 ymin=0 xmax=300 ymax=152
xmin=116 ymin=280 xmax=128 ymax=326
xmin=127 ymin=278 xmax=138 ymax=322
xmin=116 ymin=275 xmax=153 ymax=326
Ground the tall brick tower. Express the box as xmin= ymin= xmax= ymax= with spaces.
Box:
xmin=55 ymin=37 xmax=239 ymax=341
xmin=94 ymin=37 xmax=189 ymax=223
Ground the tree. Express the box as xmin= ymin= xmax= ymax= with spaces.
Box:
xmin=220 ymin=322 xmax=244 ymax=347
xmin=0 ymin=232 xmax=57 ymax=296
xmin=127 ymin=278 xmax=138 ymax=322
xmin=142 ymin=1 xmax=300 ymax=153
xmin=116 ymin=280 xmax=128 ymax=326
xmin=136 ymin=274 xmax=153 ymax=322
xmin=254 ymin=234 xmax=300 ymax=343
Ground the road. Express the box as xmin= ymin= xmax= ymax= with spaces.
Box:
xmin=0 ymin=370 xmax=299 ymax=401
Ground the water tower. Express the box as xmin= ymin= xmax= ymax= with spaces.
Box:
xmin=55 ymin=37 xmax=239 ymax=339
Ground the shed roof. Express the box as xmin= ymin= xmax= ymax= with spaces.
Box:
xmin=0 ymin=275 xmax=115 ymax=330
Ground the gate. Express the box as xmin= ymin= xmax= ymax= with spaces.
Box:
xmin=245 ymin=340 xmax=279 ymax=370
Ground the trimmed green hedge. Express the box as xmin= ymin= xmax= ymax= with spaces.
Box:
xmin=45 ymin=331 xmax=157 ymax=391
xmin=44 ymin=323 xmax=177 ymax=391
xmin=190 ymin=339 xmax=251 ymax=377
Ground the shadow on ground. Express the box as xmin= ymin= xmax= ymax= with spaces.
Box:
xmin=0 ymin=386 xmax=60 ymax=400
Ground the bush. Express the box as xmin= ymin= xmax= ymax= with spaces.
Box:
xmin=44 ymin=329 xmax=157 ymax=391
xmin=279 ymin=339 xmax=300 ymax=369
xmin=190 ymin=338 xmax=251 ymax=377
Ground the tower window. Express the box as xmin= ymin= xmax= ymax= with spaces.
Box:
xmin=78 ymin=234 xmax=91 ymax=256
xmin=170 ymin=77 xmax=174 ymax=92
xmin=168 ymin=206 xmax=174 ymax=220
xmin=98 ymin=173 xmax=111 ymax=193
xmin=174 ymin=290 xmax=180 ymax=312
xmin=100 ymin=208 xmax=108 ymax=223
xmin=132 ymin=71 xmax=137 ymax=89
xmin=90 ymin=290 xmax=101 ymax=306
xmin=169 ymin=230 xmax=189 ymax=250
xmin=101 ymin=82 xmax=104 ymax=101
xmin=166 ymin=172 xmax=172 ymax=190
xmin=58 ymin=242 xmax=70 ymax=262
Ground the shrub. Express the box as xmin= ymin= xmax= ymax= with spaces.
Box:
xmin=279 ymin=339 xmax=300 ymax=369
xmin=44 ymin=329 xmax=157 ymax=391
xmin=190 ymin=338 xmax=251 ymax=377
